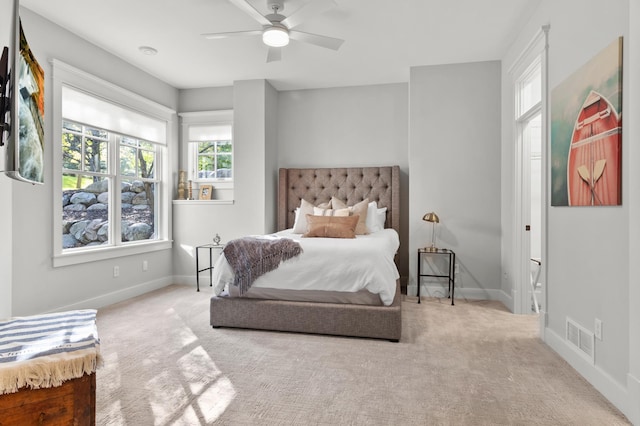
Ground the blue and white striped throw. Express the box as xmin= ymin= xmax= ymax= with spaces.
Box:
xmin=0 ymin=309 xmax=101 ymax=394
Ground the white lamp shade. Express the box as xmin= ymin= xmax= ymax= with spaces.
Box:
xmin=263 ymin=26 xmax=289 ymax=47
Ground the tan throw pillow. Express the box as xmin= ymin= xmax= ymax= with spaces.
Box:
xmin=330 ymin=197 xmax=348 ymax=210
xmin=313 ymin=207 xmax=350 ymax=217
xmin=349 ymin=198 xmax=369 ymax=235
xmin=330 ymin=197 xmax=369 ymax=234
xmin=303 ymin=215 xmax=359 ymax=238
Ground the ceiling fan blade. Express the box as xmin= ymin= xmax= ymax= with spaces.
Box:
xmin=227 ymin=0 xmax=272 ymax=26
xmin=281 ymin=0 xmax=336 ymax=29
xmin=266 ymin=47 xmax=282 ymax=62
xmin=289 ymin=30 xmax=344 ymax=50
xmin=202 ymin=30 xmax=262 ymax=40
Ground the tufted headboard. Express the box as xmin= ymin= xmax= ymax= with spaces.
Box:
xmin=278 ymin=166 xmax=400 ymax=234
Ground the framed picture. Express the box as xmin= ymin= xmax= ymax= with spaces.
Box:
xmin=199 ymin=184 xmax=213 ymax=200
xmin=551 ymin=37 xmax=622 ymax=206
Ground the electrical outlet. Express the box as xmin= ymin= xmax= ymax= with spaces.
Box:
xmin=595 ymin=318 xmax=603 ymax=340
xmin=142 ymin=260 xmax=148 ymax=272
xmin=113 ymin=266 xmax=120 ymax=278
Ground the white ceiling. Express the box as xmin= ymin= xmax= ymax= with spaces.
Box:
xmin=20 ymin=0 xmax=540 ymax=91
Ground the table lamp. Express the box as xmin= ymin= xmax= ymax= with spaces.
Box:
xmin=422 ymin=212 xmax=440 ymax=252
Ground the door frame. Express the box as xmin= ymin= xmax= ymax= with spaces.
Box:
xmin=511 ymin=26 xmax=550 ymax=321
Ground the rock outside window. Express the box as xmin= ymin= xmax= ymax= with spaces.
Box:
xmin=199 ymin=184 xmax=213 ymax=200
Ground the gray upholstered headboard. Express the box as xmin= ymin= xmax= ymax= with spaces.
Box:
xmin=278 ymin=166 xmax=400 ymax=234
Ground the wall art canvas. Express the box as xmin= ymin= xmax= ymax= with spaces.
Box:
xmin=14 ymin=20 xmax=45 ymax=183
xmin=551 ymin=37 xmax=622 ymax=206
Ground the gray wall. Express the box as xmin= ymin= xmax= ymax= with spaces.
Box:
xmin=265 ymin=82 xmax=278 ymax=232
xmin=0 ymin=0 xmax=13 ymax=318
xmin=628 ymin=2 xmax=640 ymax=422
xmin=6 ymin=8 xmax=179 ymax=315
xmin=277 ymin=84 xmax=410 ymax=280
xmin=178 ymin=87 xmax=234 ymax=113
xmin=173 ymin=80 xmax=278 ymax=280
xmin=409 ymin=61 xmax=502 ymax=299
xmin=502 ymin=0 xmax=638 ymax=420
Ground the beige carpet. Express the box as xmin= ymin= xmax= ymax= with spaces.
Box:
xmin=95 ymin=285 xmax=630 ymax=425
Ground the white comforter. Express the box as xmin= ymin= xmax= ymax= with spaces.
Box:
xmin=211 ymin=228 xmax=400 ymax=305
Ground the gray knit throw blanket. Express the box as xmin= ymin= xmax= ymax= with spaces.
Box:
xmin=223 ymin=236 xmax=303 ymax=296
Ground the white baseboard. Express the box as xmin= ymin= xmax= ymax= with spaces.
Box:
xmin=173 ymin=275 xmax=196 ymax=286
xmin=538 ymin=310 xmax=547 ymax=340
xmin=47 ymin=276 xmax=174 ymax=313
xmin=410 ymin=284 xmax=506 ymax=302
xmin=627 ymin=373 xmax=640 ymax=425
xmin=497 ymin=289 xmax=513 ymax=312
xmin=545 ymin=327 xmax=632 ymax=422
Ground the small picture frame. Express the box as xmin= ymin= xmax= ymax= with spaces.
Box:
xmin=199 ymin=185 xmax=213 ymax=200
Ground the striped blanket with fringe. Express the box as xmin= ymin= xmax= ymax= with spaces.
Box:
xmin=0 ymin=309 xmax=101 ymax=394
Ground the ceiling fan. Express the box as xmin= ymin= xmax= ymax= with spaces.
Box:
xmin=202 ymin=0 xmax=344 ymax=62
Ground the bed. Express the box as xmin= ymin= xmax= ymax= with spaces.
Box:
xmin=209 ymin=165 xmax=402 ymax=341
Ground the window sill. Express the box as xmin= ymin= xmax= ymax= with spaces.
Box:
xmin=53 ymin=240 xmax=172 ymax=268
xmin=172 ymin=200 xmax=234 ymax=205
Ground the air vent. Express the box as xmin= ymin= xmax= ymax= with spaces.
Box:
xmin=566 ymin=317 xmax=595 ymax=364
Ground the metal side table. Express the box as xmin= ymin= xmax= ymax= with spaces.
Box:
xmin=417 ymin=248 xmax=455 ymax=305
xmin=195 ymin=243 xmax=224 ymax=292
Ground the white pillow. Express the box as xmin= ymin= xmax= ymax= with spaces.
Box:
xmin=313 ymin=207 xmax=350 ymax=217
xmin=366 ymin=201 xmax=387 ymax=233
xmin=292 ymin=199 xmax=315 ymax=233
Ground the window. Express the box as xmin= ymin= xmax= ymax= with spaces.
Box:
xmin=193 ymin=138 xmax=232 ymax=181
xmin=181 ymin=111 xmax=234 ymax=186
xmin=62 ymin=122 xmax=160 ymax=248
xmin=53 ymin=60 xmax=174 ymax=266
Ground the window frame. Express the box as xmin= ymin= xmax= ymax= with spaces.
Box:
xmin=180 ymin=110 xmax=234 ymax=190
xmin=52 ymin=60 xmax=174 ymax=267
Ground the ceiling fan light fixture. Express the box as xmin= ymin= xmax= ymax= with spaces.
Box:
xmin=263 ymin=26 xmax=289 ymax=47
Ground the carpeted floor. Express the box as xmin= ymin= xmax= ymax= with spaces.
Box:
xmin=95 ymin=284 xmax=630 ymax=425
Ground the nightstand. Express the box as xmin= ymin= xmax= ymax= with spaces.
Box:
xmin=195 ymin=243 xmax=224 ymax=292
xmin=417 ymin=248 xmax=455 ymax=305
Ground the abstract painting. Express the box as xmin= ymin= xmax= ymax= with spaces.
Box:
xmin=16 ymin=19 xmax=45 ymax=183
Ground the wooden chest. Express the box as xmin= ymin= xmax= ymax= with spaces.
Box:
xmin=0 ymin=373 xmax=95 ymax=426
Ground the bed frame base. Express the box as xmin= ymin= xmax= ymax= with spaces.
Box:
xmin=210 ymin=281 xmax=402 ymax=341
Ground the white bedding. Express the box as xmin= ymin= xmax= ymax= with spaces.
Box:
xmin=211 ymin=228 xmax=400 ymax=306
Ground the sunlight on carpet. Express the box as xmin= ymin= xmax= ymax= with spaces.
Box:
xmin=94 ymin=285 xmax=630 ymax=425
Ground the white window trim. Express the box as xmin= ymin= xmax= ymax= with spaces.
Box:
xmin=52 ymin=59 xmax=175 ymax=267
xmin=180 ymin=110 xmax=234 ymax=189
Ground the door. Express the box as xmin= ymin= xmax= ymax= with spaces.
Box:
xmin=514 ymin=53 xmax=545 ymax=315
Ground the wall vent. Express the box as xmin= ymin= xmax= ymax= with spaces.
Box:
xmin=566 ymin=317 xmax=595 ymax=364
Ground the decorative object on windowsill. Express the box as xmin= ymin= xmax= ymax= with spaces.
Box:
xmin=213 ymin=233 xmax=221 ymax=245
xmin=188 ymin=180 xmax=193 ymax=200
xmin=177 ymin=170 xmax=187 ymax=200
xmin=422 ymin=212 xmax=440 ymax=252
xmin=199 ymin=184 xmax=213 ymax=200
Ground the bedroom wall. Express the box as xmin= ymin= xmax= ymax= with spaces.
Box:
xmin=408 ymin=61 xmax=502 ymax=300
xmin=628 ymin=1 xmax=640 ymax=422
xmin=0 ymin=0 xmax=13 ymax=319
xmin=265 ymin=82 xmax=278 ymax=232
xmin=276 ymin=84 xmax=410 ymax=281
xmin=173 ymin=80 xmax=278 ymax=281
xmin=8 ymin=8 xmax=179 ymax=315
xmin=501 ymin=0 xmax=638 ymax=420
xmin=176 ymin=86 xmax=234 ymax=196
